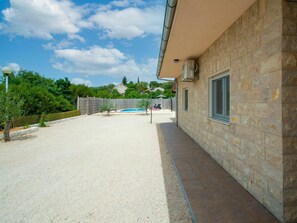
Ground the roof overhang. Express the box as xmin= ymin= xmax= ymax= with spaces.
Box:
xmin=157 ymin=0 xmax=257 ymax=78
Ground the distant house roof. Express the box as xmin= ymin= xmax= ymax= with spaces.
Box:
xmin=152 ymin=87 xmax=164 ymax=92
xmin=115 ymin=83 xmax=127 ymax=94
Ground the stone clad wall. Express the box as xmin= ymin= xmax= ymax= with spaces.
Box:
xmin=282 ymin=1 xmax=297 ymax=222
xmin=177 ymin=0 xmax=284 ymax=220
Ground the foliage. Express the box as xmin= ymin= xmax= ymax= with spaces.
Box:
xmin=137 ymin=98 xmax=150 ymax=114
xmin=10 ymin=84 xmax=74 ymax=115
xmin=100 ymin=101 xmax=116 ymax=115
xmin=11 ymin=114 xmax=40 ymax=128
xmin=39 ymin=114 xmax=47 ymax=127
xmin=149 ymin=81 xmax=160 ymax=88
xmin=0 ymin=91 xmax=25 ymax=141
xmin=11 ymin=110 xmax=81 ymax=128
xmin=1 ymin=70 xmax=75 ymax=116
xmin=23 ymin=124 xmax=30 ymax=129
xmin=54 ymin=77 xmax=72 ymax=102
xmin=0 ymin=91 xmax=25 ymax=125
xmin=0 ymin=69 xmax=175 ymax=118
xmin=43 ymin=110 xmax=80 ymax=122
xmin=70 ymin=84 xmax=95 ymax=99
xmin=94 ymin=84 xmax=121 ymax=99
xmin=122 ymin=76 xmax=127 ymax=85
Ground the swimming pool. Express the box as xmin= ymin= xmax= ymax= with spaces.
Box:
xmin=120 ymin=108 xmax=146 ymax=113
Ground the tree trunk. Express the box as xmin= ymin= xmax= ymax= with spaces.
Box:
xmin=4 ymin=120 xmax=11 ymax=142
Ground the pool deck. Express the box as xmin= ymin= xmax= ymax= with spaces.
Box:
xmin=159 ymin=122 xmax=280 ymax=223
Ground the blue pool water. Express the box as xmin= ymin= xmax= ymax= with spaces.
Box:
xmin=120 ymin=108 xmax=146 ymax=113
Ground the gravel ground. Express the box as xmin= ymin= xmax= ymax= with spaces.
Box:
xmin=0 ymin=113 xmax=191 ymax=223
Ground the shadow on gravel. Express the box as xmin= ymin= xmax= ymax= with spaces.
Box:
xmin=12 ymin=134 xmax=37 ymax=141
xmin=156 ymin=123 xmax=193 ymax=223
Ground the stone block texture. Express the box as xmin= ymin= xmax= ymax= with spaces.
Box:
xmin=176 ymin=0 xmax=296 ymax=222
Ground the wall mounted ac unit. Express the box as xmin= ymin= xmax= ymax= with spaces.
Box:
xmin=182 ymin=60 xmax=198 ymax=82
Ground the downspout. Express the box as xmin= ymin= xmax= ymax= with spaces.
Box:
xmin=175 ymin=78 xmax=178 ymax=126
xmin=156 ymin=0 xmax=178 ymax=125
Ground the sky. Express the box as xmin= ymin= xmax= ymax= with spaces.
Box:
xmin=0 ymin=0 xmax=165 ymax=87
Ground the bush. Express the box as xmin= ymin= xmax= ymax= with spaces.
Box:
xmin=11 ymin=110 xmax=81 ymax=128
xmin=39 ymin=115 xmax=47 ymax=127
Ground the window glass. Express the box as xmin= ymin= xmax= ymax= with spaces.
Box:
xmin=226 ymin=76 xmax=230 ymax=116
xmin=216 ymin=79 xmax=223 ymax=115
xmin=211 ymin=74 xmax=230 ymax=122
xmin=184 ymin=89 xmax=188 ymax=111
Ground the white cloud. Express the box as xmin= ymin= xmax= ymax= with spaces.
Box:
xmin=89 ymin=6 xmax=164 ymax=39
xmin=0 ymin=0 xmax=90 ymax=39
xmin=110 ymin=0 xmax=130 ymax=8
xmin=43 ymin=39 xmax=73 ymax=50
xmin=0 ymin=0 xmax=164 ymax=41
xmin=71 ymin=77 xmax=92 ymax=87
xmin=52 ymin=46 xmax=158 ymax=81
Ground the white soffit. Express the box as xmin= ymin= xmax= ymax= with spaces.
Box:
xmin=160 ymin=0 xmax=257 ymax=78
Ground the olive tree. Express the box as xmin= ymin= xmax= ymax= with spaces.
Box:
xmin=100 ymin=101 xmax=116 ymax=116
xmin=0 ymin=91 xmax=24 ymax=142
xmin=137 ymin=98 xmax=150 ymax=114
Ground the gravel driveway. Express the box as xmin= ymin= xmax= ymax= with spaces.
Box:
xmin=0 ymin=113 xmax=191 ymax=223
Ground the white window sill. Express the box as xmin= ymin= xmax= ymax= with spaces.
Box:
xmin=207 ymin=117 xmax=231 ymax=126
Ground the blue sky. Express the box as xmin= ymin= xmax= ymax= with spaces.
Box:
xmin=0 ymin=0 xmax=165 ymax=87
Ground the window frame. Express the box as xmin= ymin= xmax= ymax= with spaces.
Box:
xmin=210 ymin=72 xmax=230 ymax=122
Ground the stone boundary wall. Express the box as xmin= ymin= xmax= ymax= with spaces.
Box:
xmin=77 ymin=97 xmax=176 ymax=115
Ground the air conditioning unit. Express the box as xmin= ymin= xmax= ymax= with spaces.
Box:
xmin=182 ymin=60 xmax=198 ymax=82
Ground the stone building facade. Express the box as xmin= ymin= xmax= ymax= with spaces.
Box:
xmin=163 ymin=0 xmax=296 ymax=222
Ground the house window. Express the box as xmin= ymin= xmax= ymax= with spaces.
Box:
xmin=183 ymin=89 xmax=188 ymax=111
xmin=211 ymin=74 xmax=230 ymax=122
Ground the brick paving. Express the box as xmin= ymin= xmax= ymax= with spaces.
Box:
xmin=159 ymin=123 xmax=280 ymax=223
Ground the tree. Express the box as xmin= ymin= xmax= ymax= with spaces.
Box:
xmin=55 ymin=77 xmax=72 ymax=102
xmin=136 ymin=82 xmax=148 ymax=94
xmin=122 ymin=76 xmax=127 ymax=86
xmin=137 ymin=98 xmax=150 ymax=114
xmin=149 ymin=81 xmax=160 ymax=88
xmin=95 ymin=84 xmax=121 ymax=99
xmin=70 ymin=84 xmax=95 ymax=100
xmin=100 ymin=101 xmax=116 ymax=116
xmin=10 ymin=84 xmax=74 ymax=115
xmin=0 ymin=91 xmax=24 ymax=142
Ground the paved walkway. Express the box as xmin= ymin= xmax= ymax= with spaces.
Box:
xmin=159 ymin=123 xmax=280 ymax=223
xmin=0 ymin=114 xmax=191 ymax=223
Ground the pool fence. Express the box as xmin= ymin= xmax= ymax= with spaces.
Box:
xmin=77 ymin=97 xmax=176 ymax=115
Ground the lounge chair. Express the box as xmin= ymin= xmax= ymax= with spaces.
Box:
xmin=155 ymin=104 xmax=161 ymax=110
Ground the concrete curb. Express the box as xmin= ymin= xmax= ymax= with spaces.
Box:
xmin=0 ymin=127 xmax=39 ymax=140
xmin=30 ymin=115 xmax=86 ymax=127
xmin=0 ymin=115 xmax=85 ymax=141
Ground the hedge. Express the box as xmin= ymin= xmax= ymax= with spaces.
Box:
xmin=11 ymin=110 xmax=81 ymax=128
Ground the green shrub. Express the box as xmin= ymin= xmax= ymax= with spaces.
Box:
xmin=39 ymin=114 xmax=47 ymax=127
xmin=23 ymin=124 xmax=30 ymax=129
xmin=11 ymin=110 xmax=81 ymax=128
